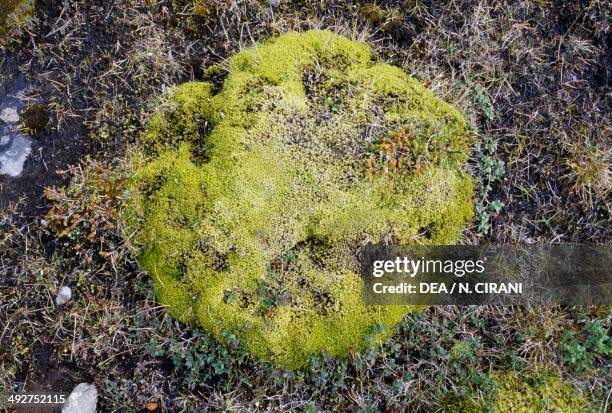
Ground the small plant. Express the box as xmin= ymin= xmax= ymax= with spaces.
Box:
xmin=145 ymin=325 xmax=249 ymax=391
xmin=473 ymin=133 xmax=505 ymax=235
xmin=359 ymin=3 xmax=403 ymax=36
xmin=464 ymin=77 xmax=495 ymax=121
xmin=445 ymin=371 xmax=591 ymax=412
xmin=256 ymin=283 xmax=283 ymax=317
xmin=563 ymin=143 xmax=611 ymax=206
xmin=366 ymin=126 xmax=452 ymax=177
xmin=42 ymin=160 xmax=124 ymax=256
xmin=365 ymin=323 xmax=389 ymax=345
xmin=460 ymin=76 xmax=505 ymax=236
xmin=561 ymin=320 xmax=611 ymax=372
xmin=450 ymin=337 xmax=480 ymax=362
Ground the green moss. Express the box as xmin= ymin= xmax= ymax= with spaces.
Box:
xmin=491 ymin=372 xmax=591 ymax=413
xmin=442 ymin=394 xmax=482 ymax=413
xmin=125 ymin=30 xmax=474 ymax=368
xmin=359 ymin=3 xmax=387 ymax=24
xmin=192 ymin=0 xmax=215 ymax=17
xmin=0 ymin=0 xmax=34 ymax=39
xmin=359 ymin=3 xmax=403 ymax=35
xmin=20 ymin=103 xmax=49 ymax=134
xmin=446 ymin=372 xmax=592 ymax=413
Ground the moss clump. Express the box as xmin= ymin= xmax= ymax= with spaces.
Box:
xmin=442 ymin=394 xmax=482 ymax=413
xmin=125 ymin=30 xmax=473 ymax=368
xmin=491 ymin=372 xmax=591 ymax=413
xmin=20 ymin=103 xmax=49 ymax=134
xmin=359 ymin=3 xmax=403 ymax=36
xmin=445 ymin=372 xmax=592 ymax=413
xmin=191 ymin=0 xmax=219 ymax=21
xmin=0 ymin=0 xmax=34 ymax=39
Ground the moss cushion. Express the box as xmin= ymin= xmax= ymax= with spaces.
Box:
xmin=125 ymin=30 xmax=474 ymax=368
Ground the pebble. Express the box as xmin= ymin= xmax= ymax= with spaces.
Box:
xmin=0 ymin=107 xmax=20 ymax=124
xmin=0 ymin=134 xmax=32 ymax=177
xmin=145 ymin=402 xmax=159 ymax=411
xmin=62 ymin=383 xmax=98 ymax=413
xmin=55 ymin=286 xmax=72 ymax=306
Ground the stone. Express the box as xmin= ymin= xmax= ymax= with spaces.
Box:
xmin=55 ymin=286 xmax=72 ymax=306
xmin=0 ymin=133 xmax=31 ymax=177
xmin=62 ymin=383 xmax=98 ymax=413
xmin=0 ymin=107 xmax=19 ymax=124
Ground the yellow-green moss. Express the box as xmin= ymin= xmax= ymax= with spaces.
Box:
xmin=0 ymin=0 xmax=34 ymax=39
xmin=445 ymin=372 xmax=592 ymax=413
xmin=125 ymin=30 xmax=474 ymax=368
xmin=491 ymin=372 xmax=591 ymax=413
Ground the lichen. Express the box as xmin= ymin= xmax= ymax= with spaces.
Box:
xmin=0 ymin=0 xmax=34 ymax=40
xmin=125 ymin=30 xmax=474 ymax=368
xmin=445 ymin=371 xmax=592 ymax=412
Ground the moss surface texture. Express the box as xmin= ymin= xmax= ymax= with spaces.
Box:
xmin=445 ymin=372 xmax=591 ymax=412
xmin=0 ymin=0 xmax=33 ymax=38
xmin=125 ymin=30 xmax=474 ymax=368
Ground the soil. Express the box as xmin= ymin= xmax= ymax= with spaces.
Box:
xmin=12 ymin=368 xmax=75 ymax=413
xmin=0 ymin=60 xmax=94 ymax=216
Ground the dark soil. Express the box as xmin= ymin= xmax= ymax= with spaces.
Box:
xmin=0 ymin=60 xmax=89 ymax=216
xmin=0 ymin=117 xmax=91 ymax=218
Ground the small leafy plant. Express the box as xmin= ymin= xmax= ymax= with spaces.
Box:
xmin=42 ymin=160 xmax=124 ymax=256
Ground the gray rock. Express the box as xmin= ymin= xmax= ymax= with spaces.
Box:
xmin=62 ymin=383 xmax=98 ymax=413
xmin=269 ymin=0 xmax=283 ymax=7
xmin=0 ymin=133 xmax=32 ymax=177
xmin=0 ymin=107 xmax=19 ymax=124
xmin=55 ymin=286 xmax=72 ymax=306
